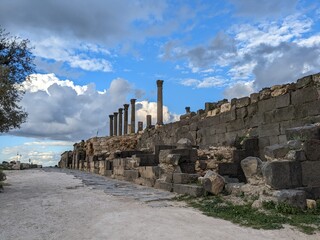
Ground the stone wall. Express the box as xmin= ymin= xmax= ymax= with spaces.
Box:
xmin=138 ymin=73 xmax=320 ymax=158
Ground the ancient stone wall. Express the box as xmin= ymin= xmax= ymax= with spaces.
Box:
xmin=138 ymin=73 xmax=320 ymax=158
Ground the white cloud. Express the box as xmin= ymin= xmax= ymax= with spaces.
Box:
xmin=223 ymin=81 xmax=255 ymax=100
xmin=181 ymin=76 xmax=228 ymax=89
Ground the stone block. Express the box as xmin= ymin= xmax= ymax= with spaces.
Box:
xmin=285 ymin=124 xmax=320 ymax=141
xmin=218 ymin=163 xmax=239 ymax=177
xmin=235 ymin=97 xmax=250 ymax=108
xmin=258 ymin=97 xmax=275 ymax=113
xmin=296 ymin=75 xmax=313 ymax=88
xmin=236 ymin=107 xmax=248 ymax=119
xmin=105 ymin=170 xmax=113 ymax=177
xmin=179 ymin=163 xmax=196 ymax=174
xmin=173 ymin=184 xmax=204 ymax=197
xmin=247 ymin=103 xmax=258 ymax=117
xmin=138 ymin=166 xmax=161 ymax=179
xmin=220 ymin=102 xmax=231 ymax=112
xmin=301 ymin=161 xmax=320 ymax=186
xmin=274 ymin=190 xmax=306 ymax=209
xmin=227 ymin=119 xmax=245 ymax=132
xmin=272 ymin=105 xmax=295 ymax=122
xmin=225 ymin=183 xmax=245 ymax=195
xmin=264 ymin=144 xmax=289 ymax=160
xmin=124 ymin=170 xmax=139 ymax=181
xmin=259 ymin=123 xmax=280 ymax=138
xmin=173 ymin=173 xmax=198 ymax=184
xmin=262 ymin=161 xmax=302 ymax=189
xmin=296 ymin=186 xmax=320 ymax=199
xmin=241 ymin=157 xmax=263 ymax=184
xmin=154 ymin=179 xmax=173 ymax=192
xmin=203 ymin=172 xmax=225 ymax=195
xmin=250 ymin=93 xmax=259 ymax=103
xmin=303 ymin=139 xmax=320 ymax=161
xmin=274 ymin=93 xmax=291 ymax=109
xmin=134 ymin=178 xmax=155 ymax=187
xmin=291 ymin=87 xmax=320 ymax=105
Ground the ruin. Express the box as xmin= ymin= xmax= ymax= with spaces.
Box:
xmin=59 ymin=73 xmax=320 ymax=208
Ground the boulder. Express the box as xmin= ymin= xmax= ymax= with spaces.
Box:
xmin=274 ymin=190 xmax=306 ymax=209
xmin=240 ymin=157 xmax=264 ymax=184
xmin=176 ymin=138 xmax=193 ymax=149
xmin=203 ymin=172 xmax=225 ymax=195
xmin=306 ymin=199 xmax=317 ymax=210
xmin=264 ymin=144 xmax=289 ymax=160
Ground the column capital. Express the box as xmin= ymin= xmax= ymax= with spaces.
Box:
xmin=114 ymin=112 xmax=118 ymax=116
xmin=118 ymin=108 xmax=123 ymax=113
xmin=156 ymin=79 xmax=164 ymax=87
xmin=123 ymin=104 xmax=129 ymax=110
xmin=130 ymin=99 xmax=136 ymax=104
xmin=109 ymin=114 xmax=114 ymax=119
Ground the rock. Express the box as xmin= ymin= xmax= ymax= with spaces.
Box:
xmin=240 ymin=157 xmax=264 ymax=184
xmin=264 ymin=144 xmax=289 ymax=160
xmin=225 ymin=183 xmax=245 ymax=195
xmin=206 ymin=159 xmax=217 ymax=169
xmin=177 ymin=138 xmax=193 ymax=149
xmin=173 ymin=184 xmax=204 ymax=197
xmin=262 ymin=160 xmax=302 ymax=189
xmin=274 ymin=190 xmax=306 ymax=209
xmin=306 ymin=199 xmax=317 ymax=209
xmin=303 ymin=139 xmax=320 ymax=161
xmin=287 ymin=140 xmax=303 ymax=150
xmin=203 ymin=172 xmax=225 ymax=195
xmin=198 ymin=176 xmax=205 ymax=184
xmin=285 ymin=150 xmax=306 ymax=161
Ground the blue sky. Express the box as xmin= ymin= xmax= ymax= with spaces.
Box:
xmin=0 ymin=0 xmax=320 ymax=166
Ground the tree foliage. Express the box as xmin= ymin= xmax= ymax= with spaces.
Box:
xmin=0 ymin=28 xmax=35 ymax=132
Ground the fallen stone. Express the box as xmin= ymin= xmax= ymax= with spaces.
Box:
xmin=173 ymin=184 xmax=204 ymax=197
xmin=285 ymin=150 xmax=306 ymax=161
xmin=274 ymin=190 xmax=306 ymax=209
xmin=203 ymin=172 xmax=225 ymax=195
xmin=240 ymin=157 xmax=264 ymax=184
xmin=262 ymin=160 xmax=302 ymax=189
xmin=287 ymin=140 xmax=303 ymax=150
xmin=301 ymin=161 xmax=320 ymax=187
xmin=306 ymin=199 xmax=317 ymax=210
xmin=225 ymin=183 xmax=245 ymax=195
xmin=264 ymin=144 xmax=289 ymax=160
xmin=173 ymin=173 xmax=198 ymax=184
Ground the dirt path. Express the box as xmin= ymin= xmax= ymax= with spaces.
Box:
xmin=0 ymin=169 xmax=318 ymax=240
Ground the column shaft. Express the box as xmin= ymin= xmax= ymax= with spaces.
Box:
xmin=130 ymin=99 xmax=136 ymax=134
xmin=118 ymin=108 xmax=123 ymax=136
xmin=109 ymin=115 xmax=114 ymax=136
xmin=157 ymin=80 xmax=164 ymax=125
xmin=113 ymin=112 xmax=118 ymax=136
xmin=123 ymin=104 xmax=129 ymax=135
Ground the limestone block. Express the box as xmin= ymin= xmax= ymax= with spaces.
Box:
xmin=264 ymin=144 xmax=289 ymax=160
xmin=173 ymin=173 xmax=198 ymax=184
xmin=240 ymin=157 xmax=264 ymax=184
xmin=287 ymin=140 xmax=303 ymax=149
xmin=220 ymin=103 xmax=231 ymax=113
xmin=257 ymin=97 xmax=275 ymax=113
xmin=138 ymin=166 xmax=161 ymax=179
xmin=247 ymin=103 xmax=258 ymax=117
xmin=259 ymin=88 xmax=271 ymax=100
xmin=173 ymin=184 xmax=204 ymax=197
xmin=296 ymin=75 xmax=314 ymax=89
xmin=285 ymin=150 xmax=306 ymax=161
xmin=225 ymin=183 xmax=245 ymax=195
xmin=235 ymin=97 xmax=250 ymax=108
xmin=296 ymin=186 xmax=320 ymax=199
xmin=105 ymin=170 xmax=113 ymax=177
xmin=306 ymin=199 xmax=317 ymax=210
xmin=274 ymin=93 xmax=290 ymax=109
xmin=218 ymin=163 xmax=239 ymax=177
xmin=272 ymin=105 xmax=295 ymax=122
xmin=271 ymin=86 xmax=288 ymax=97
xmin=301 ymin=161 xmax=320 ymax=186
xmin=285 ymin=124 xmax=320 ymax=141
xmin=203 ymin=172 xmax=225 ymax=195
xmin=303 ymin=139 xmax=320 ymax=161
xmin=113 ymin=166 xmax=125 ymax=176
xmin=274 ymin=190 xmax=306 ymax=209
xmin=236 ymin=107 xmax=248 ymax=119
xmin=177 ymin=138 xmax=193 ymax=149
xmin=291 ymin=87 xmax=320 ymax=105
xmin=262 ymin=160 xmax=302 ymax=189
xmin=134 ymin=178 xmax=155 ymax=187
xmin=154 ymin=179 xmax=173 ymax=192
xmin=259 ymin=123 xmax=280 ymax=138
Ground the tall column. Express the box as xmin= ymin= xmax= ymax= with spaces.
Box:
xmin=185 ymin=107 xmax=190 ymax=113
xmin=138 ymin=121 xmax=143 ymax=132
xmin=113 ymin=112 xmax=118 ymax=136
xmin=123 ymin=104 xmax=129 ymax=135
xmin=109 ymin=115 xmax=114 ymax=136
xmin=118 ymin=108 xmax=123 ymax=136
xmin=146 ymin=115 xmax=152 ymax=128
xmin=157 ymin=80 xmax=164 ymax=125
xmin=130 ymin=99 xmax=136 ymax=134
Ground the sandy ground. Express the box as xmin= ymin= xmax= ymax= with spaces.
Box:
xmin=0 ymin=169 xmax=319 ymax=240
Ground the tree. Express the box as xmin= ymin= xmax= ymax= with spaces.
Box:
xmin=0 ymin=28 xmax=35 ymax=132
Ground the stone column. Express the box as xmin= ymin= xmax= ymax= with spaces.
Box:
xmin=138 ymin=121 xmax=143 ymax=132
xmin=118 ymin=108 xmax=123 ymax=136
xmin=113 ymin=112 xmax=118 ymax=136
xmin=109 ymin=115 xmax=114 ymax=136
xmin=185 ymin=107 xmax=190 ymax=113
xmin=123 ymin=104 xmax=129 ymax=135
xmin=157 ymin=80 xmax=164 ymax=125
xmin=146 ymin=115 xmax=152 ymax=128
xmin=130 ymin=99 xmax=136 ymax=134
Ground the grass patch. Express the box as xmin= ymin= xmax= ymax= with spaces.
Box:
xmin=174 ymin=195 xmax=320 ymax=234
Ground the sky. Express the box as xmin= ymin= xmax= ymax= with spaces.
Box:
xmin=0 ymin=0 xmax=320 ymax=166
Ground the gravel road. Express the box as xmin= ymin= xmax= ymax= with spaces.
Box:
xmin=0 ymin=169 xmax=318 ymax=240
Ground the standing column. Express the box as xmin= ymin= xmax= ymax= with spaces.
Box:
xmin=157 ymin=80 xmax=164 ymax=125
xmin=130 ymin=99 xmax=136 ymax=134
xmin=113 ymin=112 xmax=118 ymax=136
xmin=109 ymin=115 xmax=114 ymax=136
xmin=118 ymin=108 xmax=123 ymax=136
xmin=185 ymin=107 xmax=190 ymax=113
xmin=138 ymin=121 xmax=143 ymax=132
xmin=123 ymin=104 xmax=129 ymax=135
xmin=146 ymin=115 xmax=152 ymax=128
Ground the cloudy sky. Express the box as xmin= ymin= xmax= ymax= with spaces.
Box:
xmin=0 ymin=0 xmax=320 ymax=166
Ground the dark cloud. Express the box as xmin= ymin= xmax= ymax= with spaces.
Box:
xmin=228 ymin=0 xmax=298 ymax=19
